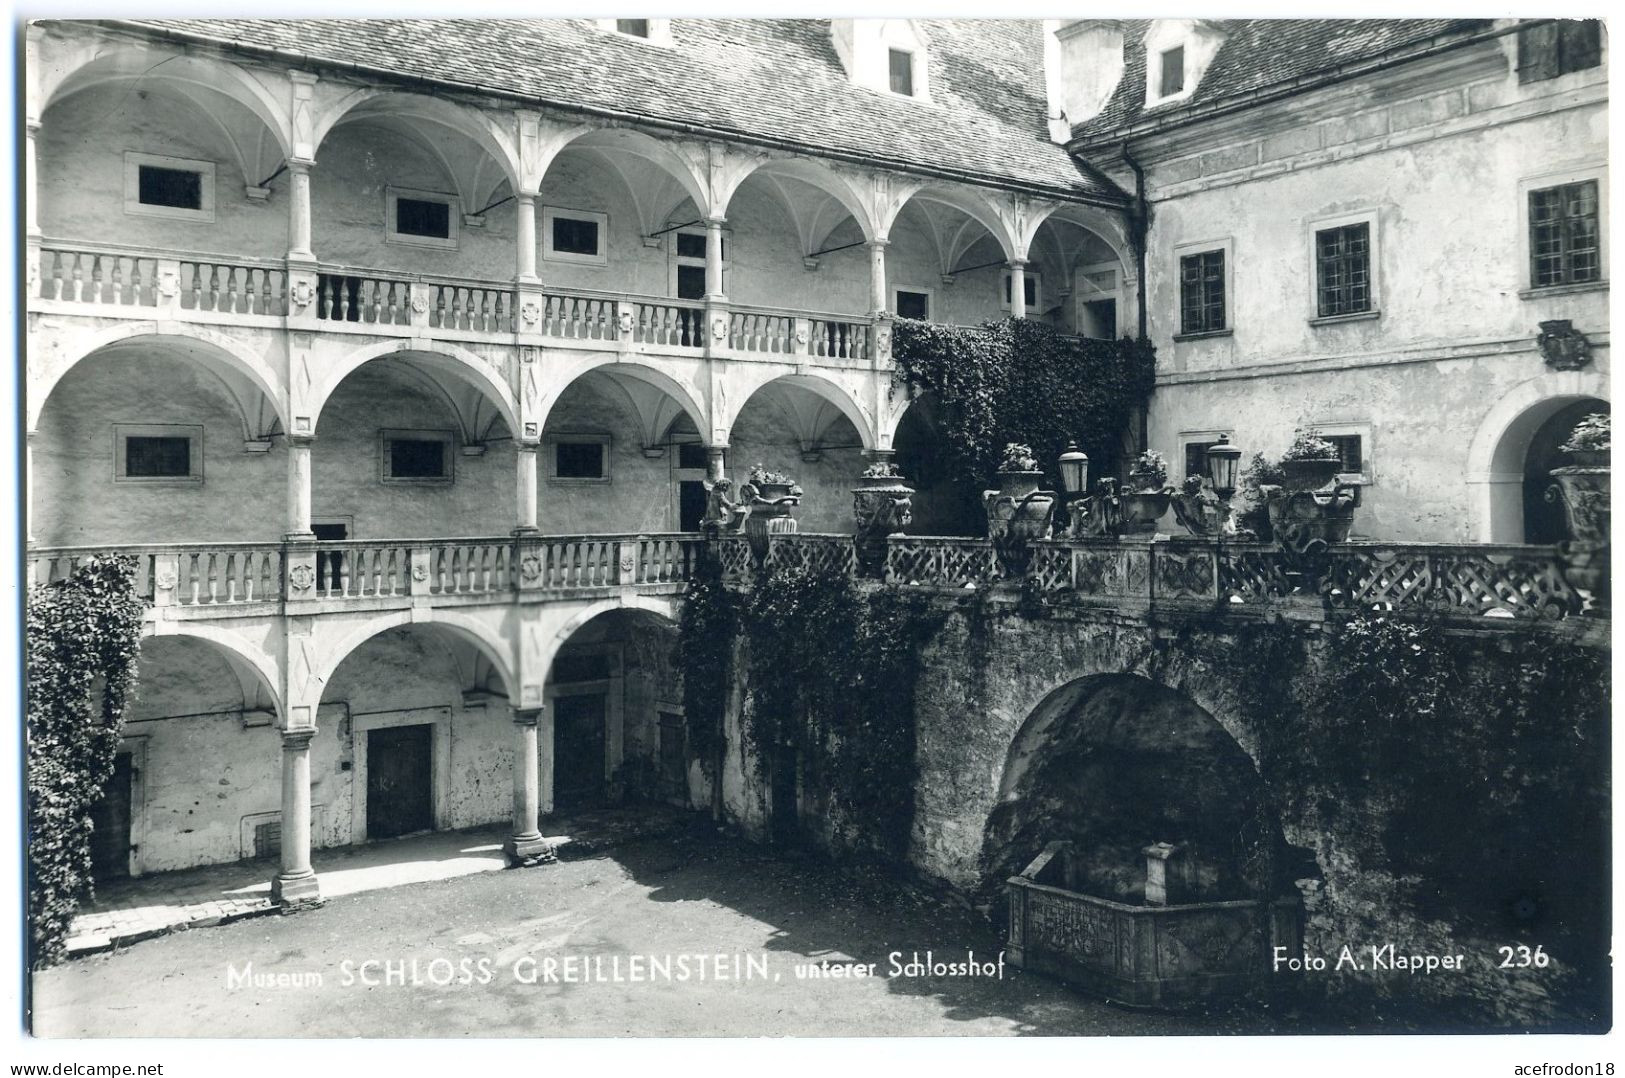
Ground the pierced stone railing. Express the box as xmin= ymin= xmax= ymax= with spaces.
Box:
xmin=425 ymin=278 xmax=514 ymax=334
xmin=866 ymin=535 xmax=1599 ymax=622
xmin=421 ymin=539 xmax=515 ymax=595
xmin=729 ymin=307 xmax=794 ymax=354
xmin=36 ymin=243 xmax=288 ymax=315
xmin=545 ymin=290 xmax=622 ymax=341
xmin=310 ymin=541 xmax=414 ymax=599
xmin=315 ymin=270 xmax=414 ymax=326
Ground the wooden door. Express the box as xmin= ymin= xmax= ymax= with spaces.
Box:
xmin=553 ymin=694 xmax=606 ymax=813
xmin=367 ymin=725 xmax=433 ymax=839
xmin=89 ymin=753 xmax=134 ymax=881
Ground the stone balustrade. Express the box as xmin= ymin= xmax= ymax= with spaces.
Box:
xmin=30 ymin=239 xmax=887 ymax=364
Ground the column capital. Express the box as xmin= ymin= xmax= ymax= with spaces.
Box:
xmin=705 ymin=214 xmax=728 ymax=227
xmin=866 ymin=237 xmax=891 ymax=250
xmin=286 ymin=432 xmax=316 ymax=449
xmin=1006 ymin=258 xmax=1028 ymax=270
xmin=510 ymin=705 xmax=545 ymax=726
xmin=288 ymin=157 xmax=316 ymax=173
xmin=280 ymin=727 xmax=318 ymax=749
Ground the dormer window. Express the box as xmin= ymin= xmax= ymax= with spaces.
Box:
xmin=594 ymin=18 xmax=672 ymax=46
xmin=830 ymin=19 xmax=932 ymax=101
xmin=889 ymin=48 xmax=915 ymax=96
xmin=1142 ymin=20 xmax=1224 ymax=107
xmin=1159 ymin=46 xmax=1185 ymax=97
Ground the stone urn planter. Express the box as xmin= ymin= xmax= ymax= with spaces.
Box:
xmin=852 ymin=465 xmax=915 ymax=578
xmin=1279 ymin=457 xmax=1342 ymax=493
xmin=1546 ymin=412 xmax=1610 ymax=607
xmin=1263 ymin=485 xmax=1359 ymax=554
xmin=1119 ymin=451 xmax=1172 ymax=536
xmin=741 ymin=465 xmax=803 ymax=564
xmin=982 ymin=445 xmax=1055 ymax=576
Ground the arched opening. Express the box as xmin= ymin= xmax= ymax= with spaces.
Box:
xmin=93 ymin=633 xmax=281 ymax=878
xmin=1522 ymin=399 xmax=1609 ymax=544
xmin=32 ymin=336 xmax=285 ymax=546
xmin=727 ymin=377 xmax=869 ymax=533
xmin=311 ymin=93 xmax=521 ymax=284
xmin=723 ymin=159 xmax=873 ymax=318
xmin=982 ymin=674 xmax=1299 ymax=907
xmin=537 ymin=362 xmax=709 ymax=534
xmin=1483 ymin=393 xmax=1610 ymax=543
xmin=321 ymin=621 xmax=515 ymax=845
xmin=39 ymin=50 xmax=290 ymax=265
xmin=891 ymin=392 xmax=985 ymax=536
xmin=887 ymin=190 xmax=1014 ymax=325
xmin=546 ymin=607 xmax=686 ymax=815
xmin=310 ymin=351 xmax=516 ymax=543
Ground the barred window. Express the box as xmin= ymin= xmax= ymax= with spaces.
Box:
xmin=1517 ymin=20 xmax=1602 ymax=84
xmin=1327 ymin=434 xmax=1363 ymax=475
xmin=1315 ymin=222 xmax=1371 ymax=317
xmin=1179 ymin=250 xmax=1225 ymax=334
xmin=1184 ymin=440 xmax=1220 ymax=481
xmin=1529 ymin=181 xmax=1601 ymax=288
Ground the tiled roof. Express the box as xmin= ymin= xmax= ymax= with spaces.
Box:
xmin=1071 ymin=18 xmax=1493 ymax=145
xmin=113 ymin=18 xmax=1126 ymax=204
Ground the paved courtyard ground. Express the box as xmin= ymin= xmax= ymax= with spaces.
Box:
xmin=30 ymin=823 xmax=1292 ymax=1038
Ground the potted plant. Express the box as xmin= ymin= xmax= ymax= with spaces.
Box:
xmin=740 ymin=463 xmax=803 ymax=563
xmin=1278 ymin=428 xmax=1342 ymax=492
xmin=851 ymin=460 xmax=915 ymax=577
xmin=1548 ymin=411 xmax=1610 ymax=550
xmin=1119 ymin=450 xmax=1173 ymax=535
xmin=983 ymin=443 xmax=1056 ymax=575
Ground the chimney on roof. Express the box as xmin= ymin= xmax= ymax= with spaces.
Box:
xmin=1046 ymin=19 xmax=1126 ymax=140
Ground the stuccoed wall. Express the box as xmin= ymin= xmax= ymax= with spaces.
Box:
xmin=1137 ymin=63 xmax=1609 ymax=543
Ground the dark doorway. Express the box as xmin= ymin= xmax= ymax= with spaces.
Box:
xmin=894 ymin=395 xmax=985 ymax=536
xmin=1523 ymin=399 xmax=1609 ymax=543
xmin=553 ymin=694 xmax=606 ymax=813
xmin=367 ymin=725 xmax=433 ymax=839
xmin=312 ymin=522 xmax=348 ymax=593
xmin=89 ymin=752 xmax=134 ymax=881
xmin=678 ymin=480 xmax=708 ymax=531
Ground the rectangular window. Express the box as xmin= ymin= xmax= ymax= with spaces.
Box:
xmin=1081 ymin=299 xmax=1117 ymax=340
xmin=395 ymin=197 xmax=450 ymax=240
xmin=124 ymin=153 xmax=215 ymax=222
xmin=126 ymin=436 xmax=192 ymax=477
xmin=1529 ymin=180 xmax=1601 ymax=288
xmin=554 ymin=439 xmax=609 ymax=481
xmin=1315 ymin=222 xmax=1372 ymax=317
xmin=1160 ymin=46 xmax=1186 ymax=97
xmin=380 ymin=430 xmax=452 ymax=483
xmin=1326 ymin=434 xmax=1364 ymax=476
xmin=543 ymin=208 xmax=609 ymax=265
xmin=615 ymin=19 xmax=650 ymax=37
xmin=895 ymin=289 xmax=931 ymax=320
xmin=389 ymin=439 xmax=447 ymax=479
xmin=889 ymin=49 xmax=915 ymax=96
xmin=552 ymin=216 xmax=599 ymax=257
xmin=1518 ymin=20 xmax=1602 ymax=83
xmin=385 ymin=188 xmax=458 ymax=249
xmin=115 ymin=424 xmax=203 ymax=482
xmin=138 ymin=165 xmax=202 ymax=211
xmin=1179 ymin=250 xmax=1226 ymax=334
xmin=676 ymin=232 xmax=706 ymax=259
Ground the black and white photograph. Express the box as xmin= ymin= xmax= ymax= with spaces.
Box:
xmin=6 ymin=6 xmax=1616 ymax=1071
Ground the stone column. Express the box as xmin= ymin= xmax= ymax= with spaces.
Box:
xmin=706 ymin=445 xmax=727 ymax=484
xmin=1008 ymin=259 xmax=1027 ymax=320
xmin=867 ymin=239 xmax=889 ymax=316
xmin=515 ymin=443 xmax=540 ymax=533
xmin=287 ymin=159 xmax=315 ymax=262
xmin=25 ymin=430 xmax=37 ymax=546
xmin=704 ymin=217 xmax=728 ymax=301
xmin=286 ymin=434 xmax=315 ymax=539
xmin=515 ymin=193 xmax=539 ymax=283
xmin=271 ymin=728 xmax=321 ymax=907
xmin=504 ymin=706 xmax=557 ymax=866
xmin=25 ymin=120 xmax=41 ymax=292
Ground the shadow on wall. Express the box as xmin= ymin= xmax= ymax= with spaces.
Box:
xmin=980 ymin=674 xmax=1307 ymax=908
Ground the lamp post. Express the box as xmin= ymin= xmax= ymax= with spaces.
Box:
xmin=1057 ymin=441 xmax=1120 ymax=538
xmin=1172 ymin=434 xmax=1245 ymax=537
